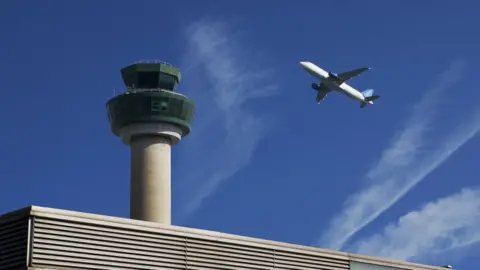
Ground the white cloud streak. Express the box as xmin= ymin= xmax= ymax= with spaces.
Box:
xmin=179 ymin=20 xmax=278 ymax=217
xmin=349 ymin=186 xmax=480 ymax=262
xmin=317 ymin=60 xmax=469 ymax=250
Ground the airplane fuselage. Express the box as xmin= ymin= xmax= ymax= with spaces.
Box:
xmin=300 ymin=62 xmax=371 ymax=104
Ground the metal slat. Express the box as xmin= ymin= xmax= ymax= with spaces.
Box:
xmin=31 ymin=215 xmax=351 ymax=270
xmin=34 ymin=244 xmax=186 ymax=264
xmin=185 ymin=239 xmax=274 ymax=270
xmin=34 ymin=250 xmax=187 ymax=268
xmin=274 ymin=261 xmax=349 ymax=270
xmin=36 ymin=217 xmax=183 ymax=243
xmin=275 ymin=249 xmax=349 ymax=263
xmin=33 ymin=259 xmax=135 ymax=270
xmin=34 ymin=229 xmax=185 ymax=253
xmin=34 ymin=230 xmax=184 ymax=253
xmin=34 ymin=255 xmax=186 ymax=270
xmin=186 ymin=237 xmax=349 ymax=270
xmin=274 ymin=255 xmax=350 ymax=270
xmin=35 ymin=220 xmax=185 ymax=246
xmin=185 ymin=253 xmax=272 ymax=270
xmin=34 ymin=236 xmax=185 ymax=257
xmin=187 ymin=249 xmax=273 ymax=266
xmin=274 ymin=249 xmax=349 ymax=270
xmin=0 ymin=216 xmax=29 ymax=270
xmin=187 ymin=238 xmax=273 ymax=255
xmin=32 ymin=217 xmax=187 ymax=269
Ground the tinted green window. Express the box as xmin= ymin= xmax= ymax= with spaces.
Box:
xmin=151 ymin=98 xmax=169 ymax=113
xmin=137 ymin=72 xmax=159 ymax=89
xmin=158 ymin=73 xmax=176 ymax=90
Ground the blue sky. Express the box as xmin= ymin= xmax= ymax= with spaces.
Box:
xmin=1 ymin=1 xmax=480 ymax=269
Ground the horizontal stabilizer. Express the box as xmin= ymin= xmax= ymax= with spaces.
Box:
xmin=360 ymin=89 xmax=380 ymax=108
xmin=366 ymin=95 xmax=380 ymax=102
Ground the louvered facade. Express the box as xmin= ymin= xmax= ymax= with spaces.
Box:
xmin=0 ymin=206 xmax=447 ymax=270
xmin=0 ymin=208 xmax=30 ymax=270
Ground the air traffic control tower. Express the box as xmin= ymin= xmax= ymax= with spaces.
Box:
xmin=0 ymin=61 xmax=452 ymax=270
xmin=106 ymin=60 xmax=195 ymax=225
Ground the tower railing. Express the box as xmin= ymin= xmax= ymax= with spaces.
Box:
xmin=124 ymin=87 xmax=187 ymax=98
xmin=132 ymin=60 xmax=173 ymax=66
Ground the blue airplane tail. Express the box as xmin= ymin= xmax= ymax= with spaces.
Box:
xmin=360 ymin=89 xmax=381 ymax=108
xmin=361 ymin=89 xmax=375 ymax=98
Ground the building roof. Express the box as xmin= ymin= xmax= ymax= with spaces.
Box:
xmin=0 ymin=206 xmax=448 ymax=270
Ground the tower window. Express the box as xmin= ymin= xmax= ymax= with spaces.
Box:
xmin=137 ymin=72 xmax=159 ymax=89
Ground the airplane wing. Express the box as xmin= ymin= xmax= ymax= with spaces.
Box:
xmin=316 ymin=90 xmax=329 ymax=103
xmin=312 ymin=82 xmax=329 ymax=103
xmin=315 ymin=83 xmax=330 ymax=103
xmin=337 ymin=67 xmax=371 ymax=82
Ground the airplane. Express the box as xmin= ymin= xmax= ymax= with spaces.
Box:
xmin=300 ymin=61 xmax=380 ymax=108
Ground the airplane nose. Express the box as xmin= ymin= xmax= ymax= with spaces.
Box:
xmin=300 ymin=61 xmax=309 ymax=69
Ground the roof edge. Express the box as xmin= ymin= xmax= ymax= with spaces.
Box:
xmin=349 ymin=254 xmax=447 ymax=270
xmin=27 ymin=206 xmax=349 ymax=259
xmin=1 ymin=206 xmax=448 ymax=270
xmin=0 ymin=205 xmax=34 ymax=224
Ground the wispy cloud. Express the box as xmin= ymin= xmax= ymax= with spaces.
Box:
xmin=366 ymin=61 xmax=465 ymax=181
xmin=317 ymin=60 xmax=469 ymax=250
xmin=349 ymin=186 xmax=480 ymax=262
xmin=179 ymin=19 xmax=278 ymax=217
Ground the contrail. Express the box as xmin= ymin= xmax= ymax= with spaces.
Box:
xmin=317 ymin=60 xmax=467 ymax=250
xmin=178 ymin=19 xmax=278 ymax=218
xmin=350 ymin=184 xmax=480 ymax=262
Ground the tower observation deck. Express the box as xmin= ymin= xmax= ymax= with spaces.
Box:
xmin=106 ymin=60 xmax=195 ymax=225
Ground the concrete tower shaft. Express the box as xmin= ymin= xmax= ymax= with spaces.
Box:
xmin=130 ymin=134 xmax=172 ymax=224
xmin=106 ymin=61 xmax=195 ymax=225
xmin=120 ymin=122 xmax=182 ymax=224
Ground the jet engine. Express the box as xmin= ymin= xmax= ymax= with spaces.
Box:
xmin=328 ymin=72 xmax=339 ymax=80
xmin=311 ymin=83 xmax=320 ymax=90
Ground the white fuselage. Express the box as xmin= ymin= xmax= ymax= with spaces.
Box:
xmin=300 ymin=62 xmax=367 ymax=103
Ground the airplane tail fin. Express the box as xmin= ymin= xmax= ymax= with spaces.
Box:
xmin=361 ymin=89 xmax=375 ymax=98
xmin=360 ymin=89 xmax=380 ymax=108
